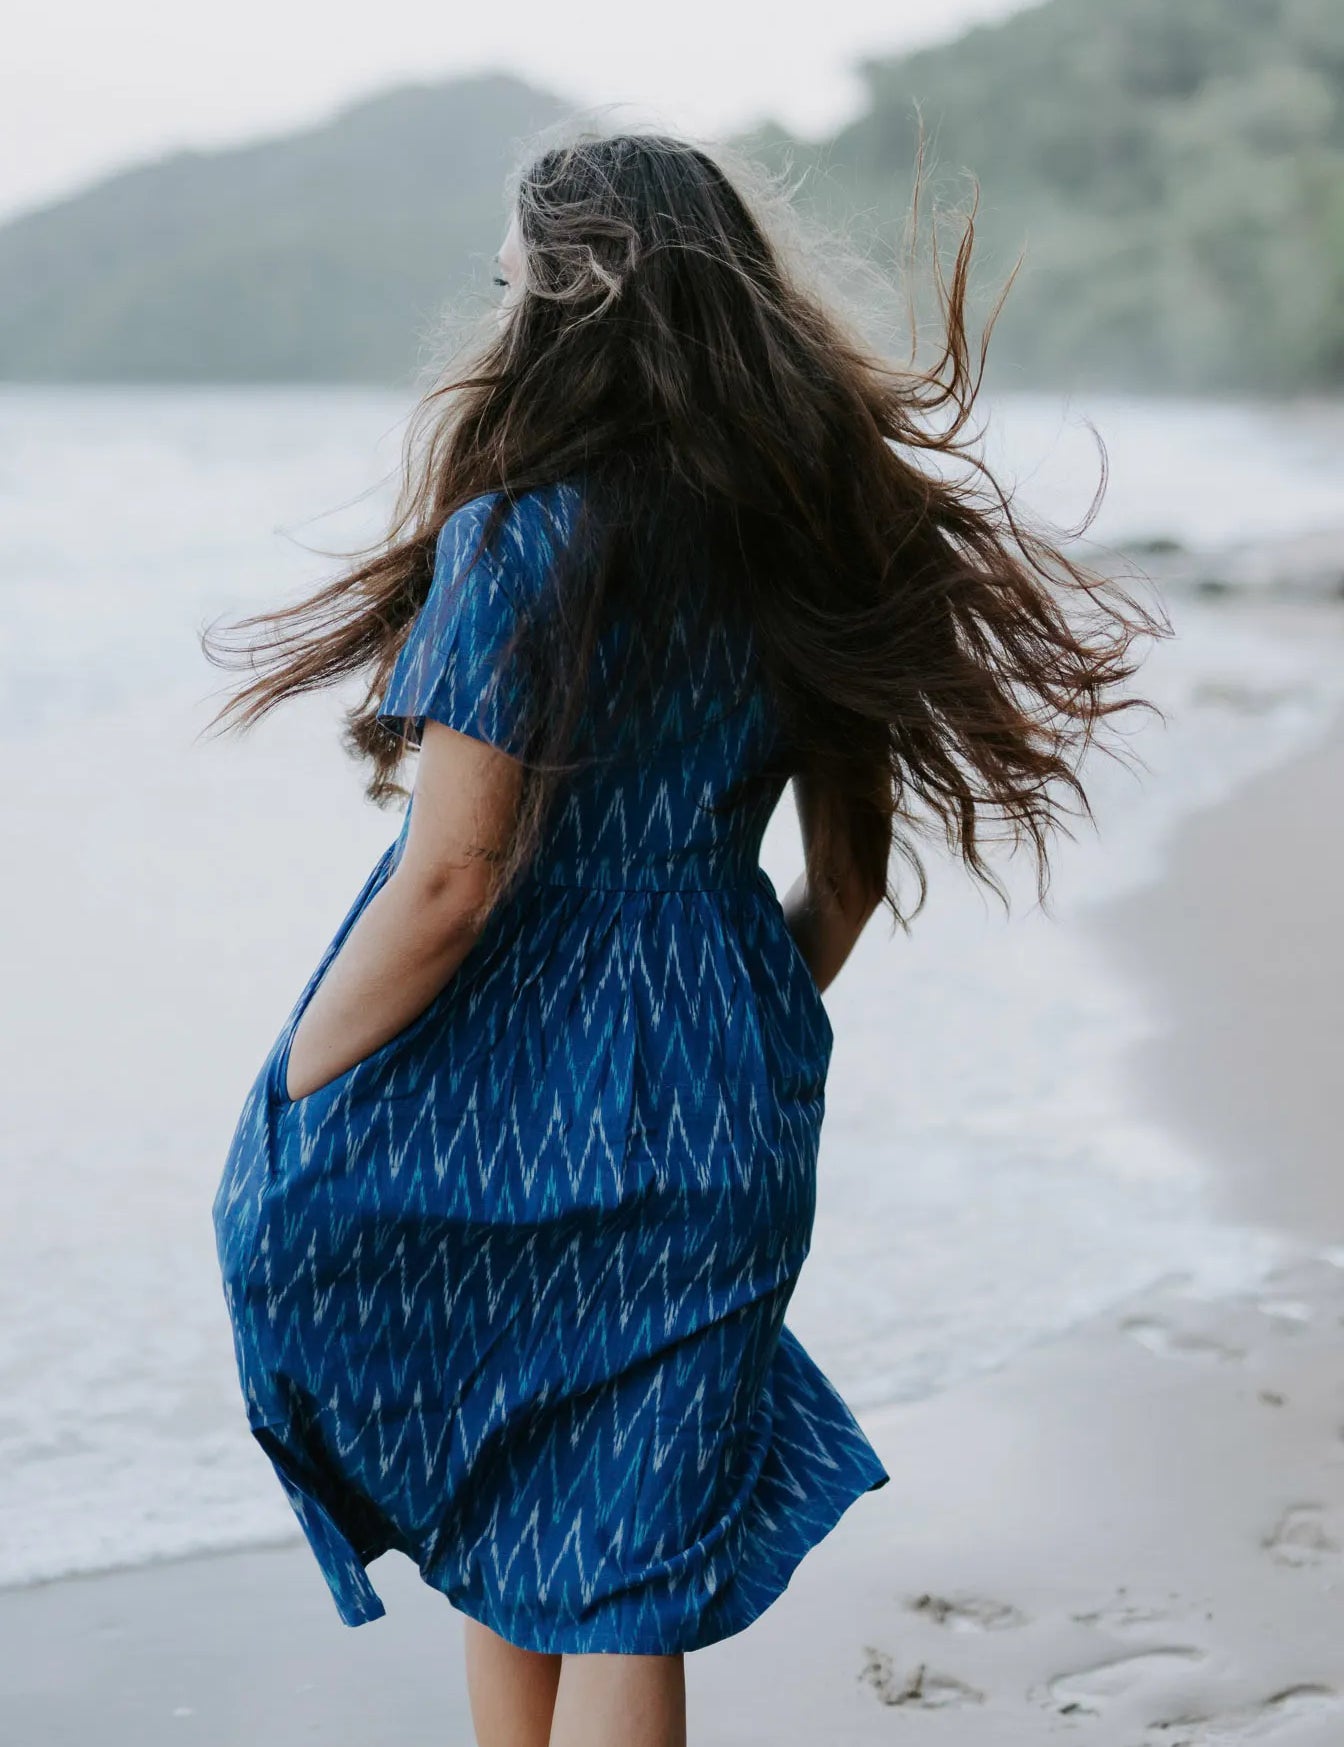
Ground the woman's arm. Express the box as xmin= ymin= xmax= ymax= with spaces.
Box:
xmin=779 ymin=770 xmax=883 ymax=996
xmin=282 ymin=720 xmax=522 ymax=1101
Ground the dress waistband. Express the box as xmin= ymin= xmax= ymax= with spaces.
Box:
xmin=527 ymin=855 xmax=772 ymax=895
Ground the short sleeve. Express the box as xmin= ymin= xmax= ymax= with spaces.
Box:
xmin=378 ymin=486 xmax=573 ymax=757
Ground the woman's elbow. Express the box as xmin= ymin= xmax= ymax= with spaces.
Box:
xmin=392 ymin=858 xmax=501 ymax=949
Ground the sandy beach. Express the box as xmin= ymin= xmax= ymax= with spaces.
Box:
xmin=5 ymin=654 xmax=1344 ymax=1745
xmin=6 ymin=1240 xmax=1344 ymax=1747
xmin=1094 ymin=712 xmax=1344 ymax=1242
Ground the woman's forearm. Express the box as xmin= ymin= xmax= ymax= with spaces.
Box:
xmin=282 ymin=867 xmax=487 ymax=1101
xmin=780 ymin=870 xmax=876 ymax=996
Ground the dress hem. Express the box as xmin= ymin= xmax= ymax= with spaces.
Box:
xmin=397 ymin=1460 xmax=891 ymax=1655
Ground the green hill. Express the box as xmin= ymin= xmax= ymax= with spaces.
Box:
xmin=814 ymin=0 xmax=1344 ymax=392
xmin=1 ymin=0 xmax=1340 ymax=390
xmin=0 ymin=76 xmax=569 ymax=383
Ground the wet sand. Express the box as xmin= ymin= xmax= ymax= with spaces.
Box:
xmin=5 ymin=1247 xmax=1343 ymax=1745
xmin=1092 ymin=715 xmax=1344 ymax=1240
xmin=5 ymin=709 xmax=1344 ymax=1745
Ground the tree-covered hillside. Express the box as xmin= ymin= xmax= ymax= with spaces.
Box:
xmin=0 ymin=76 xmax=569 ymax=382
xmin=820 ymin=0 xmax=1344 ymax=391
xmin=0 ymin=0 xmax=1339 ymax=390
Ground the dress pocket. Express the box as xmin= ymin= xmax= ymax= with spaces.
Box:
xmin=748 ymin=868 xmax=835 ymax=1057
xmin=262 ymin=837 xmax=439 ymax=1114
xmin=780 ymin=927 xmax=834 ymax=1056
xmin=269 ymin=977 xmax=447 ymax=1112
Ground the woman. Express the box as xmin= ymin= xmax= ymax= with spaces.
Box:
xmin=205 ymin=127 xmax=1159 ymax=1745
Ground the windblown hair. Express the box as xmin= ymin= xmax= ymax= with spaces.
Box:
xmin=202 ymin=120 xmax=1166 ymax=925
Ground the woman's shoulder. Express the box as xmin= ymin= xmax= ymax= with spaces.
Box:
xmin=380 ymin=478 xmax=587 ymax=752
xmin=435 ymin=478 xmax=586 ymax=577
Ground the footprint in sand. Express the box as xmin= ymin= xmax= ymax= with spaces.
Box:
xmin=1119 ymin=1316 xmax=1245 ymax=1362
xmin=1263 ymin=1255 xmax=1344 ymax=1295
xmin=859 ymin=1647 xmax=985 ymax=1709
xmin=1255 ymin=1298 xmax=1313 ymax=1330
xmin=1071 ymin=1600 xmax=1176 ymax=1633
xmin=1043 ymin=1647 xmax=1206 ymax=1718
xmin=1261 ymin=1503 xmax=1342 ymax=1566
xmin=907 ymin=1591 xmax=1027 ymax=1632
xmin=1150 ymin=1683 xmax=1340 ymax=1742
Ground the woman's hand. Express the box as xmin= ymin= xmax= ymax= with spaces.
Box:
xmin=283 ymin=719 xmax=523 ymax=1101
xmin=780 ymin=771 xmax=883 ymax=996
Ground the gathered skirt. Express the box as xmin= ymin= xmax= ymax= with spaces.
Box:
xmin=212 ymin=835 xmax=890 ymax=1653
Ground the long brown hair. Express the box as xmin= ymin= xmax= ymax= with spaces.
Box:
xmin=202 ymin=121 xmax=1166 ymax=925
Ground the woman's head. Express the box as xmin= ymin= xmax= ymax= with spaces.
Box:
xmin=497 ymin=131 xmax=780 ymax=319
xmin=493 ymin=132 xmax=796 ymax=373
xmin=451 ymin=130 xmax=885 ymax=512
xmin=203 ymin=121 xmax=1166 ymax=923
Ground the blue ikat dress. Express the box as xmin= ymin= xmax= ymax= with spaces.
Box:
xmin=212 ymin=478 xmax=889 ymax=1653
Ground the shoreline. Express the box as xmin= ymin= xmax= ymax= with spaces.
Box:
xmin=7 ymin=607 xmax=1344 ymax=1741
xmin=1088 ymin=702 xmax=1344 ymax=1245
xmin=13 ymin=689 xmax=1340 ymax=1606
xmin=5 ymin=1253 xmax=1342 ymax=1744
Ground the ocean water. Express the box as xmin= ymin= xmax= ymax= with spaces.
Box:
xmin=2 ymin=386 xmax=1342 ymax=1589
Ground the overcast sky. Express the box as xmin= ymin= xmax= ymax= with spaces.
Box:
xmin=1 ymin=0 xmax=1030 ymax=223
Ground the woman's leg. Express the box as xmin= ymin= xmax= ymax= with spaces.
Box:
xmin=548 ymin=1652 xmax=687 ymax=1747
xmin=462 ymin=1616 xmax=562 ymax=1747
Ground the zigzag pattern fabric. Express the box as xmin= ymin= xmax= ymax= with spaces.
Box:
xmin=212 ymin=480 xmax=889 ymax=1653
